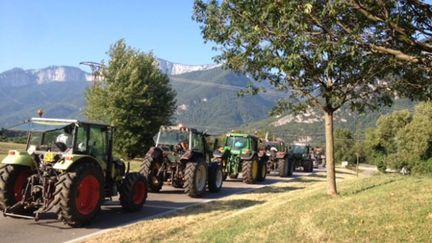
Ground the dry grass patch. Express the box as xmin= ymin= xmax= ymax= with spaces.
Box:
xmin=86 ymin=169 xmax=366 ymax=243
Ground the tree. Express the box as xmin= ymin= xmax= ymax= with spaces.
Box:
xmin=364 ymin=110 xmax=412 ymax=170
xmin=342 ymin=1 xmax=432 ymax=100
xmin=334 ymin=128 xmax=355 ymax=164
xmin=193 ymin=1 xmax=418 ymax=195
xmin=85 ymin=40 xmax=177 ymax=158
xmin=395 ymin=102 xmax=432 ymax=171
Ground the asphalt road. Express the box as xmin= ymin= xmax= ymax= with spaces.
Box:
xmin=0 ymin=171 xmax=317 ymax=243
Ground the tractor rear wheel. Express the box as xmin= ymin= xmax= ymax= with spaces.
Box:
xmin=257 ymin=160 xmax=267 ymax=182
xmin=303 ymin=160 xmax=313 ymax=172
xmin=184 ymin=161 xmax=207 ymax=198
xmin=54 ymin=162 xmax=103 ymax=227
xmin=120 ymin=172 xmax=148 ymax=212
xmin=242 ymin=157 xmax=259 ymax=184
xmin=140 ymin=158 xmax=163 ymax=192
xmin=208 ymin=164 xmax=223 ymax=192
xmin=0 ymin=165 xmax=32 ymax=212
xmin=278 ymin=159 xmax=289 ymax=177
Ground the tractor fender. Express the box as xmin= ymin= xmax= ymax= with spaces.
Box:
xmin=240 ymin=151 xmax=257 ymax=161
xmin=53 ymin=154 xmax=104 ymax=172
xmin=181 ymin=151 xmax=205 ymax=164
xmin=208 ymin=161 xmax=220 ymax=170
xmin=276 ymin=151 xmax=287 ymax=159
xmin=1 ymin=150 xmax=34 ymax=168
xmin=146 ymin=146 xmax=163 ymax=163
xmin=212 ymin=149 xmax=223 ymax=158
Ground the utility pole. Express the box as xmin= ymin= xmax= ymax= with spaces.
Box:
xmin=80 ymin=61 xmax=103 ymax=86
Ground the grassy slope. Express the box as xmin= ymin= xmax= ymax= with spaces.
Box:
xmin=86 ymin=171 xmax=432 ymax=243
xmin=0 ymin=142 xmax=26 ymax=161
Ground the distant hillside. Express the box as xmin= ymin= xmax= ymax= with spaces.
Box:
xmin=241 ymin=99 xmax=416 ymax=145
xmin=0 ymin=64 xmax=415 ymax=137
xmin=170 ymin=67 xmax=277 ymax=132
xmin=0 ymin=65 xmax=276 ymax=131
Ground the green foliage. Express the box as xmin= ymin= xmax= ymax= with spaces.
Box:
xmin=334 ymin=128 xmax=355 ymax=163
xmin=193 ymin=1 xmax=401 ymax=115
xmin=85 ymin=40 xmax=176 ymax=158
xmin=365 ymin=102 xmax=432 ymax=174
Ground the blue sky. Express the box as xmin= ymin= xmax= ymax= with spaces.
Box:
xmin=0 ymin=0 xmax=215 ymax=72
xmin=1 ymin=1 xmax=432 ymax=72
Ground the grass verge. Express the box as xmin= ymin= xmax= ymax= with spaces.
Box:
xmin=84 ymin=169 xmax=432 ymax=242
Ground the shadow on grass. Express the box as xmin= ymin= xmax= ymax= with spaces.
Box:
xmin=335 ymin=170 xmax=357 ymax=175
xmin=178 ymin=199 xmax=265 ymax=216
xmin=247 ymin=186 xmax=305 ymax=194
xmin=340 ymin=177 xmax=401 ymax=196
xmin=295 ymin=178 xmax=324 ymax=183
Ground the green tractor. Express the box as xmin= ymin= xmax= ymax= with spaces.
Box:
xmin=213 ymin=133 xmax=268 ymax=184
xmin=0 ymin=118 xmax=148 ymax=227
xmin=140 ymin=125 xmax=223 ymax=198
xmin=289 ymin=144 xmax=314 ymax=172
xmin=264 ymin=140 xmax=294 ymax=177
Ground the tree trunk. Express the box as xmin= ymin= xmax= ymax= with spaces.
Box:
xmin=324 ymin=111 xmax=337 ymax=195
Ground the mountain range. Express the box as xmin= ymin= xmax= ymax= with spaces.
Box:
xmin=0 ymin=59 xmax=276 ymax=132
xmin=0 ymin=59 xmax=415 ymax=141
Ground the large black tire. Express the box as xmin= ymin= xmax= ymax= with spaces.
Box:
xmin=278 ymin=159 xmax=289 ymax=177
xmin=184 ymin=161 xmax=207 ymax=198
xmin=54 ymin=162 xmax=104 ymax=227
xmin=257 ymin=160 xmax=267 ymax=182
xmin=303 ymin=160 xmax=313 ymax=172
xmin=242 ymin=157 xmax=259 ymax=184
xmin=140 ymin=158 xmax=163 ymax=192
xmin=120 ymin=172 xmax=148 ymax=212
xmin=287 ymin=159 xmax=294 ymax=177
xmin=0 ymin=164 xmax=33 ymax=212
xmin=208 ymin=163 xmax=223 ymax=193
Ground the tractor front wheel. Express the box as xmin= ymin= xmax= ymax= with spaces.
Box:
xmin=287 ymin=159 xmax=294 ymax=177
xmin=120 ymin=172 xmax=148 ymax=212
xmin=208 ymin=163 xmax=223 ymax=193
xmin=54 ymin=162 xmax=103 ymax=227
xmin=257 ymin=160 xmax=267 ymax=182
xmin=242 ymin=157 xmax=259 ymax=184
xmin=278 ymin=159 xmax=289 ymax=177
xmin=303 ymin=160 xmax=313 ymax=172
xmin=0 ymin=164 xmax=32 ymax=212
xmin=140 ymin=158 xmax=163 ymax=192
xmin=184 ymin=161 xmax=207 ymax=198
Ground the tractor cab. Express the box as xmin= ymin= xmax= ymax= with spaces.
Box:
xmin=154 ymin=125 xmax=208 ymax=161
xmin=8 ymin=118 xmax=113 ymax=171
xmin=222 ymin=133 xmax=259 ymax=156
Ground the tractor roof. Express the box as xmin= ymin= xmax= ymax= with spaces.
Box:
xmin=226 ymin=133 xmax=257 ymax=139
xmin=160 ymin=125 xmax=202 ymax=134
xmin=10 ymin=118 xmax=111 ymax=132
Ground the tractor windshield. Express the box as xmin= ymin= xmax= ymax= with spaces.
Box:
xmin=157 ymin=130 xmax=189 ymax=146
xmin=9 ymin=119 xmax=76 ymax=152
xmin=265 ymin=142 xmax=283 ymax=151
xmin=226 ymin=136 xmax=248 ymax=150
xmin=291 ymin=145 xmax=309 ymax=154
